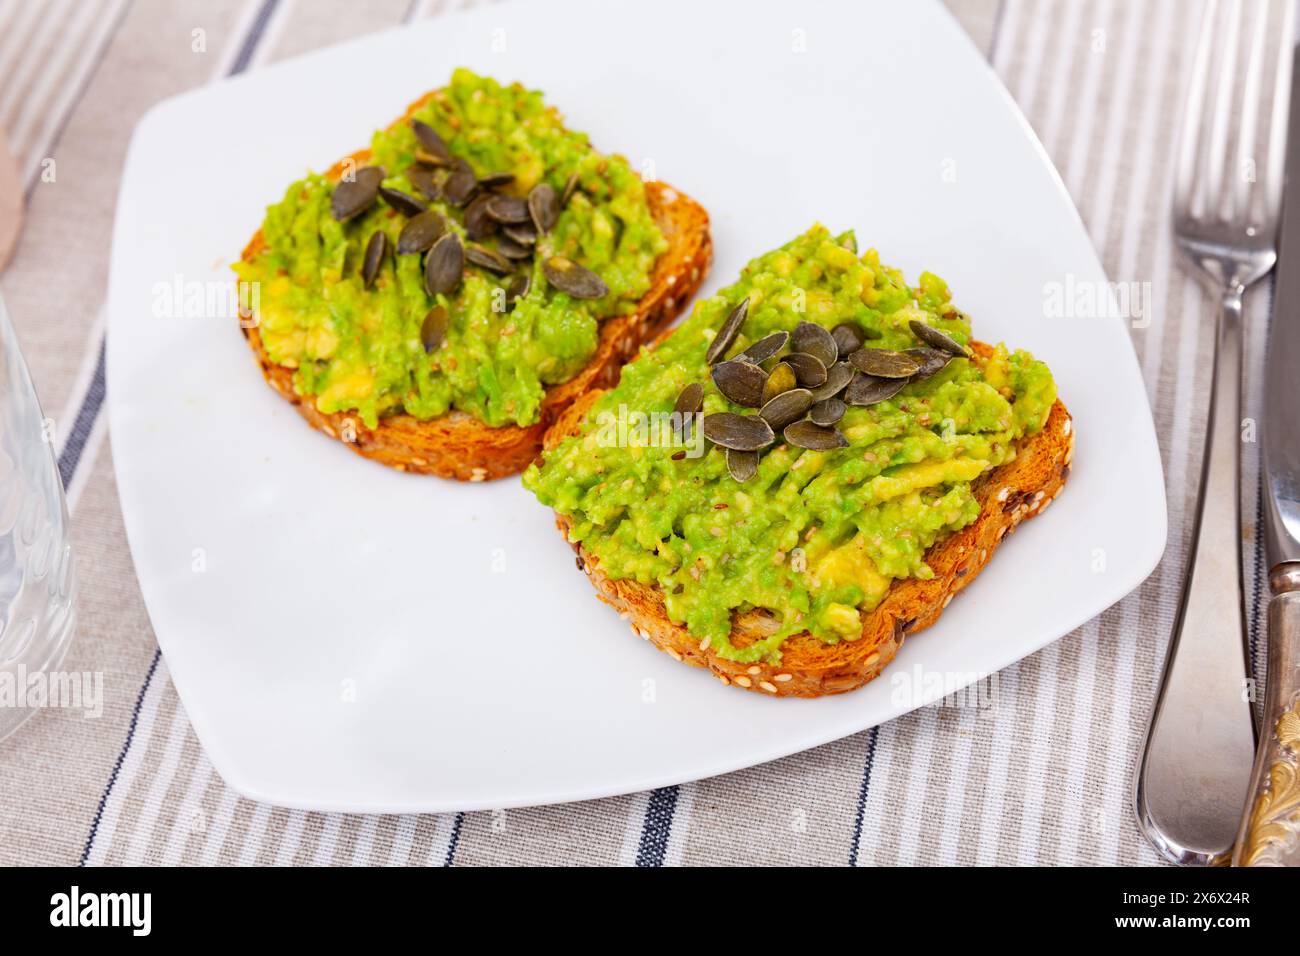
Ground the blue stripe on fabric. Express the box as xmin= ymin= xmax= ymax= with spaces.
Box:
xmin=444 ymin=812 xmax=464 ymax=866
xmin=847 ymin=726 xmax=879 ymax=867
xmin=635 ymin=786 xmax=680 ymax=867
xmin=57 ymin=338 xmax=105 ymax=489
xmin=79 ymin=648 xmax=161 ymax=865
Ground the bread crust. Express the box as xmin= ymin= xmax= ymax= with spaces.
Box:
xmin=545 ymin=343 xmax=1073 ymax=697
xmin=238 ymin=90 xmax=712 ymax=481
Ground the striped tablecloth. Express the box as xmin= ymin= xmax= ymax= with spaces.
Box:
xmin=0 ymin=0 xmax=1274 ymax=866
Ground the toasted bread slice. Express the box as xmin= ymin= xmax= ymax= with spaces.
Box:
xmin=239 ymin=91 xmax=712 ymax=481
xmin=544 ymin=342 xmax=1073 ymax=698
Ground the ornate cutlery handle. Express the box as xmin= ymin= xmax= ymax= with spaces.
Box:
xmin=1134 ymin=288 xmax=1259 ymax=865
xmin=1234 ymin=564 xmax=1300 ymax=866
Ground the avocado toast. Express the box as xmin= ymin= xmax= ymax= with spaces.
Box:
xmin=236 ymin=69 xmax=711 ymax=480
xmin=525 ymin=226 xmax=1072 ymax=697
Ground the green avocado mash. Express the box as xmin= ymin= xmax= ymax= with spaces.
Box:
xmin=523 ymin=225 xmax=1057 ymax=663
xmin=234 ymin=68 xmax=667 ymax=429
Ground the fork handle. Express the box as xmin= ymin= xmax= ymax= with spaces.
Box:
xmin=1135 ymin=285 xmax=1258 ymax=865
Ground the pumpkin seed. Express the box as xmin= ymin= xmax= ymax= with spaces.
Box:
xmin=466 ymin=244 xmax=513 ymax=275
xmin=414 ymin=148 xmax=449 ymax=167
xmin=361 ymin=230 xmax=388 ymax=288
xmin=783 ymin=420 xmax=848 ymax=450
xmin=909 ymin=318 xmax=968 ymax=356
xmin=505 ymin=272 xmax=531 ymax=308
xmin=831 ymin=322 xmax=866 ymax=357
xmin=784 ymin=351 xmax=828 ymax=388
xmin=463 ymin=195 xmax=498 ymax=242
xmin=528 ymin=182 xmax=560 ymax=234
xmin=674 ymin=382 xmax=704 ymax=418
xmin=702 ymin=412 xmax=775 ymax=451
xmin=330 ymin=165 xmax=384 ymax=221
xmin=705 ymin=297 xmax=750 ymax=365
xmin=809 ymin=361 xmax=855 ymax=401
xmin=762 ymin=361 xmax=798 ymax=404
xmin=485 ymin=194 xmax=531 ymax=224
xmin=407 ymin=166 xmax=441 ymax=201
xmin=759 ymin=387 xmax=814 ymax=430
xmin=378 ymin=186 xmax=427 ymax=217
xmin=503 ymin=222 xmax=537 ymax=246
xmin=905 ymin=347 xmax=951 ymax=381
xmin=396 ymin=209 xmax=446 ymax=254
xmin=478 ymin=171 xmax=515 ymax=190
xmin=845 ymin=371 xmax=907 ymax=406
xmin=421 ymin=304 xmax=449 ymax=352
xmin=424 ymin=232 xmax=464 ymax=297
xmin=497 ymin=236 xmax=533 ymax=260
xmin=849 ymin=347 xmax=922 ymax=378
xmin=726 ymin=449 xmax=759 ymax=482
xmin=809 ymin=397 xmax=846 ymax=426
xmin=543 ymin=256 xmax=608 ymax=299
xmin=711 ymin=360 xmax=767 ymax=408
xmin=411 ymin=120 xmax=451 ymax=165
xmin=561 ymin=170 xmax=580 ymax=206
xmin=735 ymin=330 xmax=788 ymax=365
xmin=442 ymin=159 xmax=478 ymax=207
xmin=791 ymin=322 xmax=838 ymax=367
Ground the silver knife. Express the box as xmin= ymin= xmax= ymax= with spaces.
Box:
xmin=1234 ymin=45 xmax=1300 ymax=868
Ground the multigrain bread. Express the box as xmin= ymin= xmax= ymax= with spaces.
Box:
xmin=238 ymin=91 xmax=711 ymax=481
xmin=544 ymin=341 xmax=1073 ymax=698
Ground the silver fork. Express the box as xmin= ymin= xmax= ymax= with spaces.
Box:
xmin=1135 ymin=0 xmax=1294 ymax=866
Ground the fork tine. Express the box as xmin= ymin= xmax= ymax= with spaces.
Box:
xmin=1230 ymin=0 xmax=1269 ymax=224
xmin=1262 ymin=0 xmax=1296 ymax=228
xmin=1172 ymin=0 xmax=1287 ymax=291
xmin=1202 ymin=0 xmax=1243 ymax=220
xmin=1175 ymin=0 xmax=1221 ymax=216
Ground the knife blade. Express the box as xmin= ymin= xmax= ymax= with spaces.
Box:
xmin=1263 ymin=47 xmax=1300 ymax=571
xmin=1235 ymin=43 xmax=1300 ymax=868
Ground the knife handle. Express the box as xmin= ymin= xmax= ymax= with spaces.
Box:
xmin=1234 ymin=565 xmax=1300 ymax=866
xmin=1135 ymin=287 xmax=1258 ymax=865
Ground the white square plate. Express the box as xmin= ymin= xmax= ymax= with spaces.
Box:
xmin=107 ymin=0 xmax=1166 ymax=812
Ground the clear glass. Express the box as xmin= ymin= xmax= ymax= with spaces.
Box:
xmin=0 ymin=289 xmax=77 ymax=740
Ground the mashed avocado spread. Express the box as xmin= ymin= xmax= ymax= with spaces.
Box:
xmin=235 ymin=68 xmax=666 ymax=429
xmin=523 ymin=226 xmax=1056 ymax=664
